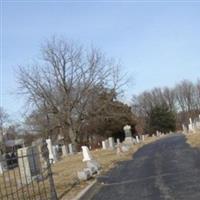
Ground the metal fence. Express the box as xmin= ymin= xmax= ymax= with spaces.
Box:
xmin=0 ymin=140 xmax=57 ymax=200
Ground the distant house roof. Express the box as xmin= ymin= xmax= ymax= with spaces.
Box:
xmin=5 ymin=139 xmax=24 ymax=147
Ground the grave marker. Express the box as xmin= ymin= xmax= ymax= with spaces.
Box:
xmin=17 ymin=146 xmax=41 ymax=184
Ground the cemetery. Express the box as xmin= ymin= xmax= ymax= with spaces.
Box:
xmin=0 ymin=123 xmax=164 ymax=199
xmin=2 ymin=3 xmax=200 ymax=199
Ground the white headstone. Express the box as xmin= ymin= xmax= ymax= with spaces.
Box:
xmin=108 ymin=137 xmax=115 ymax=149
xmin=189 ymin=124 xmax=193 ymax=132
xmin=196 ymin=121 xmax=200 ymax=129
xmin=52 ymin=145 xmax=58 ymax=162
xmin=182 ymin=124 xmax=188 ymax=134
xmin=82 ymin=146 xmax=93 ymax=162
xmin=17 ymin=146 xmax=41 ymax=184
xmin=142 ymin=135 xmax=145 ymax=141
xmin=62 ymin=145 xmax=68 ymax=156
xmin=0 ymin=154 xmax=7 ymax=174
xmin=156 ymin=130 xmax=159 ymax=137
xmin=123 ymin=125 xmax=132 ymax=137
xmin=46 ymin=139 xmax=56 ymax=163
xmin=136 ymin=136 xmax=140 ymax=143
xmin=102 ymin=141 xmax=107 ymax=150
xmin=68 ymin=143 xmax=74 ymax=155
xmin=132 ymin=138 xmax=137 ymax=144
xmin=0 ymin=163 xmax=3 ymax=174
xmin=117 ymin=138 xmax=120 ymax=145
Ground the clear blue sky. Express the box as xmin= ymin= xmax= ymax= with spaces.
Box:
xmin=1 ymin=1 xmax=200 ymax=121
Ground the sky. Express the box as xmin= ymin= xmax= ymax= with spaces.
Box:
xmin=1 ymin=0 xmax=200 ymax=122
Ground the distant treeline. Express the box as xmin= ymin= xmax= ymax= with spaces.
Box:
xmin=132 ymin=79 xmax=200 ymax=132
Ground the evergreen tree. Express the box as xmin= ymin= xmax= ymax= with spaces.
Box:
xmin=148 ymin=104 xmax=176 ymax=134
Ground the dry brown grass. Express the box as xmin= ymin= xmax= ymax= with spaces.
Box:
xmin=186 ymin=132 xmax=200 ymax=149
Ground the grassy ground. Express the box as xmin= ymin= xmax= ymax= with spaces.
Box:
xmin=186 ymin=132 xmax=200 ymax=149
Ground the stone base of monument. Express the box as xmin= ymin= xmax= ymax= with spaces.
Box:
xmin=77 ymin=170 xmax=91 ymax=181
xmin=121 ymin=144 xmax=130 ymax=152
xmin=77 ymin=161 xmax=100 ymax=181
xmin=124 ymin=137 xmax=133 ymax=144
xmin=84 ymin=167 xmax=96 ymax=176
xmin=86 ymin=160 xmax=101 ymax=172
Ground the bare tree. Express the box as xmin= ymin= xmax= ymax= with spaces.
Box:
xmin=174 ymin=80 xmax=196 ymax=113
xmin=0 ymin=107 xmax=8 ymax=129
xmin=18 ymin=37 xmax=125 ymax=146
xmin=0 ymin=107 xmax=8 ymax=152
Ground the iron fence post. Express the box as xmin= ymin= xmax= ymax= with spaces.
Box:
xmin=41 ymin=139 xmax=58 ymax=200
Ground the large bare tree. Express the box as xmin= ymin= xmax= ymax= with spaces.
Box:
xmin=18 ymin=37 xmax=125 ymax=146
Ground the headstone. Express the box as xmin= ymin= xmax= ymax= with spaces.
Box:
xmin=196 ymin=121 xmax=200 ymax=129
xmin=105 ymin=139 xmax=109 ymax=148
xmin=82 ymin=146 xmax=93 ymax=162
xmin=189 ymin=118 xmax=197 ymax=133
xmin=0 ymin=157 xmax=7 ymax=174
xmin=31 ymin=140 xmax=46 ymax=170
xmin=80 ymin=146 xmax=101 ymax=172
xmin=182 ymin=124 xmax=188 ymax=134
xmin=52 ymin=145 xmax=58 ymax=162
xmin=142 ymin=135 xmax=145 ymax=141
xmin=123 ymin=125 xmax=132 ymax=137
xmin=108 ymin=137 xmax=115 ymax=150
xmin=123 ymin=125 xmax=133 ymax=144
xmin=68 ymin=143 xmax=74 ymax=155
xmin=0 ymin=163 xmax=3 ymax=174
xmin=102 ymin=141 xmax=107 ymax=150
xmin=17 ymin=146 xmax=41 ymax=184
xmin=189 ymin=118 xmax=193 ymax=125
xmin=46 ymin=139 xmax=57 ymax=163
xmin=132 ymin=138 xmax=137 ymax=144
xmin=188 ymin=124 xmax=193 ymax=133
xmin=136 ymin=136 xmax=140 ymax=143
xmin=61 ymin=145 xmax=68 ymax=156
xmin=116 ymin=138 xmax=120 ymax=145
xmin=156 ymin=130 xmax=159 ymax=137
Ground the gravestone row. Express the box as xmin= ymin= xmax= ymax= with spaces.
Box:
xmin=182 ymin=115 xmax=200 ymax=134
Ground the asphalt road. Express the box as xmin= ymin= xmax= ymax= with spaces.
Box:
xmin=84 ymin=134 xmax=200 ymax=200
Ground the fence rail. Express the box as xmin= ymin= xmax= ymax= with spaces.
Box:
xmin=0 ymin=140 xmax=58 ymax=200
